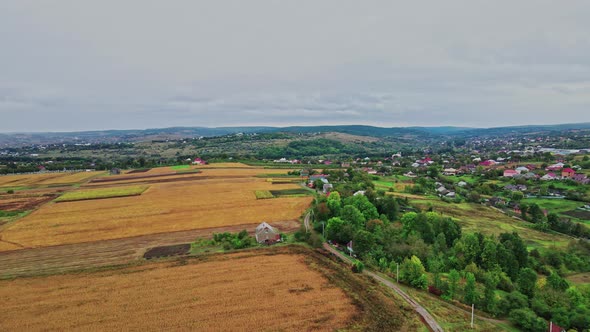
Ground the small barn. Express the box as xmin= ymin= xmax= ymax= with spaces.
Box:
xmin=255 ymin=222 xmax=280 ymax=244
xmin=110 ymin=168 xmax=121 ymax=175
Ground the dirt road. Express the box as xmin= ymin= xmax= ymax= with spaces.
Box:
xmin=323 ymin=243 xmax=444 ymax=332
xmin=0 ymin=220 xmax=299 ymax=278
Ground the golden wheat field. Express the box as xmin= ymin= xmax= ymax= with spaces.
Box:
xmin=0 ymin=171 xmax=104 ymax=188
xmin=1 ymin=172 xmax=311 ymax=250
xmin=0 ymin=253 xmax=355 ymax=331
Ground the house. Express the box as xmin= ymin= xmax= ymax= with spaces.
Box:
xmin=515 ymin=166 xmax=529 ymax=173
xmin=459 ymin=164 xmax=476 ymax=174
xmin=488 ymin=197 xmax=506 ymax=207
xmin=353 ymin=190 xmax=366 ymax=196
xmin=545 ymin=162 xmax=564 ymax=171
xmin=443 ymin=168 xmax=457 ymax=176
xmin=572 ymin=173 xmax=590 ymax=184
xmin=505 ymin=184 xmax=527 ymax=191
xmin=309 ymin=174 xmax=329 ymax=181
xmin=503 ymin=169 xmax=518 ymax=177
xmin=110 ymin=168 xmax=121 ymax=175
xmin=445 ymin=191 xmax=456 ymax=198
xmin=192 ymin=158 xmax=207 ymax=165
xmin=341 ymin=162 xmax=351 ymax=168
xmin=561 ymin=168 xmax=575 ymax=178
xmin=457 ymin=181 xmax=468 ymax=187
xmin=404 ymin=171 xmax=417 ymax=178
xmin=255 ymin=222 xmax=281 ymax=244
xmin=479 ymin=160 xmax=497 ymax=167
xmin=541 ymin=173 xmax=557 ymax=181
xmin=323 ymin=183 xmax=333 ymax=194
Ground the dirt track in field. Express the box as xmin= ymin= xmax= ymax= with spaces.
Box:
xmin=0 ymin=220 xmax=299 ymax=278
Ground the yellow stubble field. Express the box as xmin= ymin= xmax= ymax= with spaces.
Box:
xmin=0 ymin=253 xmax=355 ymax=331
xmin=0 ymin=175 xmax=312 ymax=250
xmin=0 ymin=171 xmax=104 ymax=188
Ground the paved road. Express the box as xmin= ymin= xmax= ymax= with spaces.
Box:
xmin=323 ymin=243 xmax=444 ymax=332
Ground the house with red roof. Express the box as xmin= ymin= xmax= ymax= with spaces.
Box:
xmin=561 ymin=168 xmax=575 ymax=178
xmin=503 ymin=169 xmax=518 ymax=177
xmin=192 ymin=157 xmax=206 ymax=165
xmin=479 ymin=160 xmax=496 ymax=167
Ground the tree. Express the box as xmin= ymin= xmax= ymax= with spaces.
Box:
xmin=511 ymin=191 xmax=524 ymax=201
xmin=547 ymin=271 xmax=569 ymax=291
xmin=326 ymin=191 xmax=342 ymax=216
xmin=352 ymin=230 xmax=375 ymax=258
xmin=483 ymin=272 xmax=499 ymax=315
xmin=447 ymin=269 xmax=460 ymax=300
xmin=400 ymin=255 xmax=428 ymax=289
xmin=517 ymin=268 xmax=537 ymax=298
xmin=464 ymin=272 xmax=478 ymax=304
xmin=340 ymin=205 xmax=366 ymax=228
xmin=325 ymin=217 xmax=345 ymax=242
xmin=348 ymin=194 xmax=379 ymax=221
xmin=499 ymin=291 xmax=529 ymax=316
xmin=509 ymin=308 xmax=547 ymax=332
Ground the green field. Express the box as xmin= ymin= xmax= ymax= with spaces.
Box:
xmin=270 ymin=189 xmax=313 ymax=197
xmin=521 ymin=198 xmax=584 ymax=213
xmin=171 ymin=165 xmax=190 ymax=170
xmin=409 ymin=198 xmax=572 ymax=250
xmin=55 ymin=185 xmax=149 ymax=202
xmin=254 ymin=190 xmax=274 ymax=199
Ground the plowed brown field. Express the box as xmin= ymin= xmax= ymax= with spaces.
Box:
xmin=0 ymin=253 xmax=355 ymax=331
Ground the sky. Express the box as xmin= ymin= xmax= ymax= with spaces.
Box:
xmin=1 ymin=1 xmax=590 ymax=132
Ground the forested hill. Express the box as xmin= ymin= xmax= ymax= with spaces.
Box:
xmin=2 ymin=123 xmax=590 ymax=146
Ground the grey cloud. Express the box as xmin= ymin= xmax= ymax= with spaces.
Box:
xmin=1 ymin=0 xmax=590 ymax=131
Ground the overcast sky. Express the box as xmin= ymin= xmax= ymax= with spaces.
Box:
xmin=1 ymin=1 xmax=590 ymax=132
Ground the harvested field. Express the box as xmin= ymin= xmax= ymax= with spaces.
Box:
xmin=126 ymin=168 xmax=151 ymax=174
xmin=0 ymin=171 xmax=104 ymax=188
xmin=0 ymin=220 xmax=300 ymax=277
xmin=90 ymin=171 xmax=199 ymax=183
xmin=194 ymin=162 xmax=254 ymax=168
xmin=567 ymin=272 xmax=590 ymax=285
xmin=0 ymin=195 xmax=56 ymax=211
xmin=0 ymin=252 xmax=356 ymax=331
xmin=54 ymin=185 xmax=149 ymax=202
xmin=1 ymin=175 xmax=312 ymax=250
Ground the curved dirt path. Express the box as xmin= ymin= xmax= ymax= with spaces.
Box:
xmin=323 ymin=243 xmax=444 ymax=332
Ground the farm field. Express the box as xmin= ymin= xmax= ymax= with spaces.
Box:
xmin=0 ymin=220 xmax=300 ymax=278
xmin=0 ymin=252 xmax=356 ymax=331
xmin=0 ymin=169 xmax=312 ymax=250
xmin=54 ymin=185 xmax=148 ymax=202
xmin=409 ymin=199 xmax=572 ymax=249
xmin=0 ymin=171 xmax=104 ymax=188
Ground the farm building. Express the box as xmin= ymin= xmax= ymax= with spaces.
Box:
xmin=255 ymin=222 xmax=280 ymax=244
xmin=110 ymin=168 xmax=121 ymax=175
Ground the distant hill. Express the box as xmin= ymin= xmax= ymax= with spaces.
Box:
xmin=2 ymin=123 xmax=590 ymax=146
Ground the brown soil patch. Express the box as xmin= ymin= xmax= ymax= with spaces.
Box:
xmin=143 ymin=243 xmax=191 ymax=259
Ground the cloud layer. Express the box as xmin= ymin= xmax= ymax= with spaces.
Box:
xmin=1 ymin=1 xmax=590 ymax=132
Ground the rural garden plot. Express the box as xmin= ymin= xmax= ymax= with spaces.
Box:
xmin=0 ymin=178 xmax=312 ymax=250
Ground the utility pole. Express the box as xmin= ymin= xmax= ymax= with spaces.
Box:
xmin=470 ymin=303 xmax=474 ymax=329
